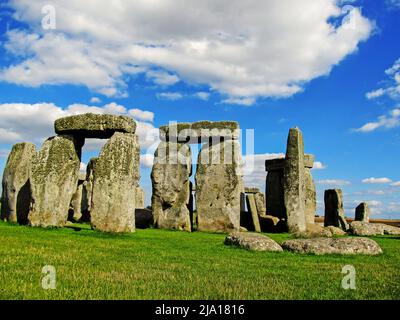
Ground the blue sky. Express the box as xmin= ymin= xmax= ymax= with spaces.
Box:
xmin=0 ymin=0 xmax=399 ymax=218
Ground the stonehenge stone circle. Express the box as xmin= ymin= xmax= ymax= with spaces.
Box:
xmin=324 ymin=189 xmax=349 ymax=231
xmin=91 ymin=132 xmax=140 ymax=233
xmin=1 ymin=142 xmax=36 ymax=224
xmin=355 ymin=202 xmax=370 ymax=222
xmin=28 ymin=135 xmax=81 ymax=228
xmin=196 ymin=139 xmax=243 ymax=232
xmin=55 ymin=113 xmax=136 ymax=139
xmin=151 ymin=141 xmax=192 ymax=231
xmin=283 ymin=128 xmax=307 ymax=233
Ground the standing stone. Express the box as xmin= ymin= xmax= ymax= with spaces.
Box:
xmin=1 ymin=143 xmax=36 ymax=224
xmin=91 ymin=132 xmax=139 ymax=233
xmin=304 ymin=168 xmax=316 ymax=224
xmin=254 ymin=192 xmax=266 ymax=216
xmin=81 ymin=157 xmax=97 ymax=222
xmin=135 ymin=186 xmax=145 ymax=209
xmin=265 ymin=170 xmax=286 ymax=219
xmin=151 ymin=141 xmax=192 ymax=231
xmin=196 ymin=139 xmax=242 ymax=232
xmin=28 ymin=136 xmax=81 ymax=228
xmin=69 ymin=173 xmax=86 ymax=222
xmin=324 ymin=189 xmax=349 ymax=231
xmin=355 ymin=202 xmax=370 ymax=222
xmin=246 ymin=194 xmax=261 ymax=233
xmin=283 ymin=128 xmax=306 ymax=233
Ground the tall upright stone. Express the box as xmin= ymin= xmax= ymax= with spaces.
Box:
xmin=304 ymin=161 xmax=316 ymax=224
xmin=1 ymin=143 xmax=36 ymax=224
xmin=283 ymin=128 xmax=306 ymax=233
xmin=324 ymin=189 xmax=349 ymax=231
xmin=355 ymin=202 xmax=369 ymax=223
xmin=81 ymin=157 xmax=97 ymax=222
xmin=69 ymin=173 xmax=86 ymax=222
xmin=265 ymin=166 xmax=286 ymax=219
xmin=196 ymin=139 xmax=243 ymax=232
xmin=91 ymin=132 xmax=139 ymax=233
xmin=135 ymin=186 xmax=145 ymax=209
xmin=28 ymin=136 xmax=81 ymax=228
xmin=151 ymin=141 xmax=192 ymax=231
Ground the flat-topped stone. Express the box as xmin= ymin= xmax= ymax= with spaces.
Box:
xmin=55 ymin=113 xmax=136 ymax=139
xmin=265 ymin=154 xmax=314 ymax=171
xmin=159 ymin=121 xmax=240 ymax=142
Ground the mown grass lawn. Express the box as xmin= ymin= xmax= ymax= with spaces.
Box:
xmin=0 ymin=220 xmax=399 ymax=300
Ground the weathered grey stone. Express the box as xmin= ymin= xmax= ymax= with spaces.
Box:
xmin=68 ymin=173 xmax=86 ymax=222
xmin=91 ymin=132 xmax=140 ymax=233
xmin=254 ymin=192 xmax=266 ymax=216
xmin=246 ymin=194 xmax=261 ymax=233
xmin=28 ymin=135 xmax=81 ymax=228
xmin=304 ymin=154 xmax=315 ymax=169
xmin=55 ymin=113 xmax=136 ymax=139
xmin=151 ymin=141 xmax=192 ymax=231
xmin=135 ymin=186 xmax=145 ymax=209
xmin=283 ymin=128 xmax=306 ymax=233
xmin=196 ymin=140 xmax=243 ymax=232
xmin=224 ymin=232 xmax=283 ymax=252
xmin=282 ymin=237 xmax=382 ymax=255
xmin=1 ymin=143 xmax=36 ymax=224
xmin=296 ymin=224 xmax=348 ymax=238
xmin=355 ymin=202 xmax=370 ymax=222
xmin=159 ymin=121 xmax=240 ymax=143
xmin=244 ymin=187 xmax=260 ymax=194
xmin=265 ymin=170 xmax=286 ymax=219
xmin=349 ymin=221 xmax=400 ymax=236
xmin=265 ymin=158 xmax=285 ymax=171
xmin=324 ymin=189 xmax=349 ymax=231
xmin=304 ymin=168 xmax=316 ymax=224
xmin=81 ymin=157 xmax=97 ymax=222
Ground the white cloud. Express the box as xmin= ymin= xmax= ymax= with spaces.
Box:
xmin=79 ymin=162 xmax=87 ymax=172
xmin=140 ymin=153 xmax=154 ymax=168
xmin=366 ymin=58 xmax=400 ymax=100
xmin=128 ymin=108 xmax=154 ymax=122
xmin=390 ymin=181 xmax=400 ymax=187
xmin=316 ymin=179 xmax=351 ymax=186
xmin=366 ymin=88 xmax=385 ymax=100
xmin=0 ymin=149 xmax=10 ymax=159
xmin=0 ymin=102 xmax=158 ymax=151
xmin=157 ymin=92 xmax=184 ymax=101
xmin=355 ymin=107 xmax=400 ymax=132
xmin=362 ymin=177 xmax=392 ymax=184
xmin=146 ymin=70 xmax=180 ymax=86
xmin=1 ymin=0 xmax=373 ymax=104
xmin=193 ymin=92 xmax=210 ymax=101
xmin=222 ymin=97 xmax=256 ymax=106
xmin=312 ymin=161 xmax=327 ymax=170
xmin=90 ymin=97 xmax=101 ymax=104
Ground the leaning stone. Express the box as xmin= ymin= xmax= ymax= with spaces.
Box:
xmin=283 ymin=128 xmax=306 ymax=233
xmin=91 ymin=132 xmax=139 ymax=233
xmin=1 ymin=143 xmax=36 ymax=224
xmin=324 ymin=189 xmax=349 ymax=231
xmin=224 ymin=232 xmax=283 ymax=252
xmin=304 ymin=168 xmax=316 ymax=224
xmin=55 ymin=113 xmax=136 ymax=139
xmin=355 ymin=202 xmax=370 ymax=222
xmin=135 ymin=186 xmax=145 ymax=209
xmin=28 ymin=136 xmax=81 ymax=228
xmin=196 ymin=140 xmax=243 ymax=232
xmin=151 ymin=141 xmax=192 ymax=231
xmin=282 ymin=237 xmax=382 ymax=255
xmin=246 ymin=194 xmax=261 ymax=233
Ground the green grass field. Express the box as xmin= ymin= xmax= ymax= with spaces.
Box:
xmin=0 ymin=220 xmax=399 ymax=300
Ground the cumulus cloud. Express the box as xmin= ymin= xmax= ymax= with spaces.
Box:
xmin=156 ymin=92 xmax=184 ymax=101
xmin=355 ymin=107 xmax=400 ymax=132
xmin=1 ymin=0 xmax=373 ymax=104
xmin=362 ymin=177 xmax=392 ymax=184
xmin=391 ymin=181 xmax=400 ymax=187
xmin=366 ymin=58 xmax=400 ymax=101
xmin=316 ymin=179 xmax=351 ymax=186
xmin=0 ymin=102 xmax=158 ymax=152
xmin=312 ymin=161 xmax=327 ymax=170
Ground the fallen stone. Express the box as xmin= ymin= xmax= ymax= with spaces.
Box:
xmin=349 ymin=221 xmax=400 ymax=236
xmin=91 ymin=132 xmax=140 ymax=233
xmin=28 ymin=135 xmax=81 ymax=228
xmin=151 ymin=141 xmax=192 ymax=231
xmin=1 ymin=143 xmax=36 ymax=224
xmin=281 ymin=237 xmax=382 ymax=255
xmin=196 ymin=140 xmax=243 ymax=232
xmin=283 ymin=128 xmax=306 ymax=233
xmin=55 ymin=113 xmax=136 ymax=139
xmin=324 ymin=189 xmax=349 ymax=231
xmin=224 ymin=232 xmax=283 ymax=252
xmin=355 ymin=202 xmax=370 ymax=223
